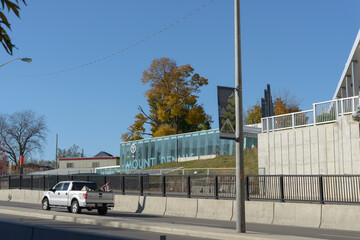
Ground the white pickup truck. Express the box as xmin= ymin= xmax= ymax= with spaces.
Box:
xmin=41 ymin=181 xmax=114 ymax=215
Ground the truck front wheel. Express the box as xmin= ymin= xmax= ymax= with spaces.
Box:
xmin=71 ymin=200 xmax=81 ymax=214
xmin=42 ymin=198 xmax=50 ymax=211
xmin=98 ymin=207 xmax=107 ymax=215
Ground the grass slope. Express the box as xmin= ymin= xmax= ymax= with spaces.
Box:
xmin=147 ymin=148 xmax=259 ymax=175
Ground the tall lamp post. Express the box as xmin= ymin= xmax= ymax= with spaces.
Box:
xmin=235 ymin=0 xmax=246 ymax=233
xmin=0 ymin=57 xmax=32 ymax=68
xmin=0 ymin=57 xmax=32 ymax=174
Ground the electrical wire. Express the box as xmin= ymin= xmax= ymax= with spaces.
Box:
xmin=2 ymin=0 xmax=215 ymax=78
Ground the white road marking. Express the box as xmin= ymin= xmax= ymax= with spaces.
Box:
xmin=320 ymin=234 xmax=360 ymax=239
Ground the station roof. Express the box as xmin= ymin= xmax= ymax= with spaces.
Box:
xmin=333 ymin=29 xmax=360 ymax=99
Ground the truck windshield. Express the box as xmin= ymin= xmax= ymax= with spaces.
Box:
xmin=72 ymin=182 xmax=98 ymax=191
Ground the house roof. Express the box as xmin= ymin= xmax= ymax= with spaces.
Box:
xmin=59 ymin=156 xmax=119 ymax=161
xmin=59 ymin=151 xmax=118 ymax=161
xmin=93 ymin=151 xmax=113 ymax=157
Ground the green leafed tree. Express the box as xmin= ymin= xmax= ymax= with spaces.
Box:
xmin=122 ymin=57 xmax=212 ymax=142
xmin=0 ymin=0 xmax=26 ymax=55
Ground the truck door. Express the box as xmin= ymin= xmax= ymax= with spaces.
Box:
xmin=50 ymin=183 xmax=63 ymax=205
xmin=58 ymin=182 xmax=70 ymax=206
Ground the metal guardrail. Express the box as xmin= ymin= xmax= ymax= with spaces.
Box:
xmin=262 ymin=96 xmax=359 ymax=132
xmin=2 ymin=174 xmax=360 ymax=204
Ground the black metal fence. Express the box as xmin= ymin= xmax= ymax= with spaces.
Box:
xmin=1 ymin=174 xmax=360 ymax=204
xmin=246 ymin=175 xmax=360 ymax=204
xmin=0 ymin=174 xmax=236 ymax=199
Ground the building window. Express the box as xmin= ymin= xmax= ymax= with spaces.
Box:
xmin=66 ymin=163 xmax=74 ymax=168
xmin=92 ymin=162 xmax=100 ymax=168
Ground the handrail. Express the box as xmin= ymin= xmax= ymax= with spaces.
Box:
xmin=261 ymin=96 xmax=359 ymax=132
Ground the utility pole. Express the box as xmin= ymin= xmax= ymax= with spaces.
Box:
xmin=235 ymin=0 xmax=246 ymax=233
xmin=55 ymin=134 xmax=58 ymax=168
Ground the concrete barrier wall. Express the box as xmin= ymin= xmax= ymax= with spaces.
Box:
xmin=321 ymin=204 xmax=360 ymax=231
xmin=3 ymin=189 xmax=360 ymax=231
xmin=272 ymin=202 xmax=321 ymax=228
xmin=0 ymin=190 xmax=11 ymax=201
xmin=165 ymin=197 xmax=197 ymax=218
xmin=139 ymin=196 xmax=166 ymax=215
xmin=196 ymin=199 xmax=233 ymax=221
xmin=113 ymin=195 xmax=140 ymax=212
xmin=0 ymin=189 xmax=42 ymax=203
xmin=24 ymin=190 xmax=42 ymax=204
xmin=10 ymin=189 xmax=25 ymax=203
xmin=231 ymin=201 xmax=274 ymax=224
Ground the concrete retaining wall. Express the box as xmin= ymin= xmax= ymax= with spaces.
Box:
xmin=259 ymin=115 xmax=360 ymax=175
xmin=2 ymin=189 xmax=360 ymax=231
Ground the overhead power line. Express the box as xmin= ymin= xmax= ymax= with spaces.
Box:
xmin=4 ymin=0 xmax=215 ymax=78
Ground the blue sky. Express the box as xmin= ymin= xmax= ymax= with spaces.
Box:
xmin=0 ymin=0 xmax=359 ymax=161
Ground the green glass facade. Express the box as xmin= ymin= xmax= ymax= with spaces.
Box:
xmin=119 ymin=128 xmax=259 ymax=171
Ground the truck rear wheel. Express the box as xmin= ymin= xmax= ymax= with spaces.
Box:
xmin=98 ymin=207 xmax=107 ymax=215
xmin=71 ymin=200 xmax=81 ymax=214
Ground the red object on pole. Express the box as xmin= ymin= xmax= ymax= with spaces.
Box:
xmin=19 ymin=155 xmax=24 ymax=166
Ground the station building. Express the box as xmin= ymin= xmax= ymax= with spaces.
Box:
xmin=259 ymin=29 xmax=360 ymax=175
xmin=115 ymin=126 xmax=260 ymax=173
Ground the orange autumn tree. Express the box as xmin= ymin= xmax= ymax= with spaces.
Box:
xmin=244 ymin=90 xmax=302 ymax=124
xmin=273 ymin=89 xmax=301 ymax=115
xmin=122 ymin=57 xmax=212 ymax=142
xmin=244 ymin=103 xmax=261 ymax=124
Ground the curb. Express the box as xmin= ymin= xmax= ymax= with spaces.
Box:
xmin=0 ymin=207 xmax=318 ymax=240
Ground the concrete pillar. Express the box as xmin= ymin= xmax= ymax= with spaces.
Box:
xmin=352 ymin=61 xmax=359 ymax=96
xmin=340 ymin=87 xmax=346 ymax=98
xmin=346 ymin=75 xmax=352 ymax=97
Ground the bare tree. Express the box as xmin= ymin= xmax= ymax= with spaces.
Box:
xmin=57 ymin=144 xmax=82 ymax=158
xmin=273 ymin=89 xmax=303 ymax=113
xmin=0 ymin=110 xmax=47 ymax=166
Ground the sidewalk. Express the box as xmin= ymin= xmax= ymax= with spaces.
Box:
xmin=0 ymin=205 xmax=317 ymax=240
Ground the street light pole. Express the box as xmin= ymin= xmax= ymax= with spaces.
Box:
xmin=235 ymin=0 xmax=246 ymax=233
xmin=0 ymin=57 xmax=32 ymax=68
xmin=1 ymin=57 xmax=32 ymax=175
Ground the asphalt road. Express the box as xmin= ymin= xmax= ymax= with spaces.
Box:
xmin=1 ymin=201 xmax=360 ymax=240
xmin=0 ymin=213 xmax=206 ymax=240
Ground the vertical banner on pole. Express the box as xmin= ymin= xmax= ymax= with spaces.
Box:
xmin=217 ymin=86 xmax=236 ymax=140
xmin=19 ymin=155 xmax=24 ymax=175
